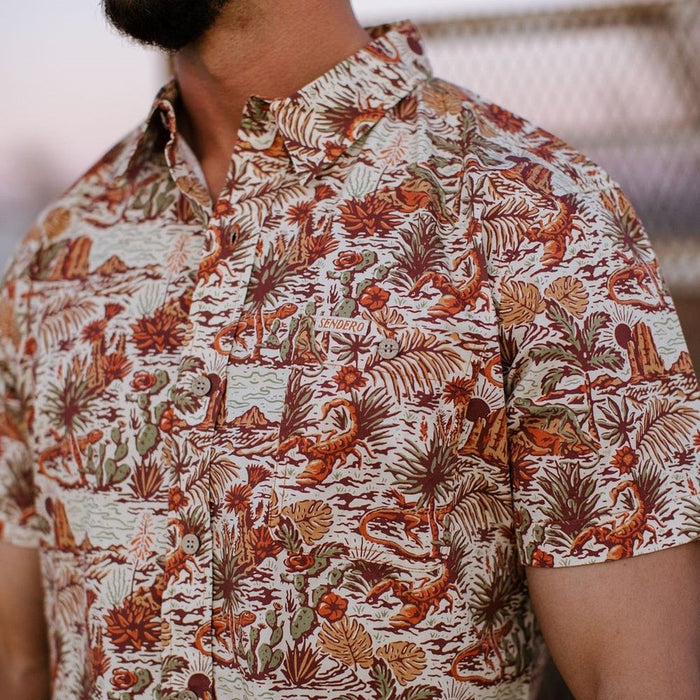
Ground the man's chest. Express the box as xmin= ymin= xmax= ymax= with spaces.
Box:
xmin=26 ymin=166 xmax=508 ymax=495
xmin=22 ymin=154 xmax=538 ymax=699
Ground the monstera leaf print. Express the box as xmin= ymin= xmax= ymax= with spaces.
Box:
xmin=545 ymin=276 xmax=589 ymax=319
xmin=365 ymin=328 xmax=463 ymax=398
xmin=498 ymin=279 xmax=545 ymax=327
xmin=317 ymin=616 xmax=374 ymax=671
xmin=683 ymin=497 xmax=700 ymax=539
xmin=376 ymin=641 xmax=427 ymax=686
xmin=281 ymin=499 xmax=333 ymax=545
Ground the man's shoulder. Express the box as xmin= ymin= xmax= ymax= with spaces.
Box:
xmin=29 ymin=125 xmax=146 ymax=244
xmin=2 ymin=125 xmax=147 ymax=286
xmin=414 ymin=76 xmax=616 ymax=195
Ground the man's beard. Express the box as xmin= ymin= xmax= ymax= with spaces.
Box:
xmin=102 ymin=0 xmax=231 ymax=51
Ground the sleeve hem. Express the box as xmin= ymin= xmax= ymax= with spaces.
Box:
xmin=0 ymin=521 xmax=42 ymax=549
xmin=522 ymin=528 xmax=699 ymax=569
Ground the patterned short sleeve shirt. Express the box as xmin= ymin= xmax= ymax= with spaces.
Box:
xmin=1 ymin=20 xmax=698 ymax=700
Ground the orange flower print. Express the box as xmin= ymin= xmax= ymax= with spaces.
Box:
xmin=443 ymin=378 xmax=474 ymax=407
xmin=531 ymin=549 xmax=554 ymax=568
xmin=82 ymin=319 xmax=107 ymax=343
xmin=287 ymin=201 xmax=314 ymax=225
xmin=159 ymin=405 xmax=184 ymax=434
xmin=333 ymin=365 xmax=368 ymax=392
xmin=334 ymin=251 xmax=364 ymax=270
xmin=284 ymin=553 xmax=316 ymax=572
xmin=224 ymin=484 xmax=253 ymax=515
xmin=358 ymin=284 xmax=390 ymax=311
xmin=213 ymin=199 xmax=235 ymax=217
xmin=338 ymin=192 xmax=401 ymax=236
xmin=168 ymin=486 xmax=189 ymax=510
xmin=485 ymin=103 xmax=526 ymax=133
xmin=317 ymin=591 xmax=348 ymax=621
xmin=130 ymin=371 xmax=157 ymax=392
xmin=112 ymin=668 xmax=138 ymax=690
xmin=611 ymin=445 xmax=638 ymax=475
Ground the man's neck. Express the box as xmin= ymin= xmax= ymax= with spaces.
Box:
xmin=173 ymin=0 xmax=370 ymax=198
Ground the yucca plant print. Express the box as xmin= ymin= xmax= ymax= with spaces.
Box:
xmin=244 ymin=246 xmax=299 ymax=359
xmin=632 ymin=463 xmax=673 ymax=522
xmin=279 ymin=371 xmax=316 ymax=441
xmin=390 ymin=431 xmax=464 ymax=552
xmin=538 ymin=462 xmax=607 ymax=548
xmin=42 ymin=363 xmax=101 ymax=482
xmin=352 ymin=388 xmax=398 ymax=448
xmin=598 ymin=187 xmax=654 ymax=260
xmin=469 ymin=549 xmax=520 ymax=634
xmin=428 ymin=109 xmax=506 ymax=214
xmin=597 ymin=396 xmax=636 ymax=448
xmin=389 ymin=214 xmax=446 ymax=292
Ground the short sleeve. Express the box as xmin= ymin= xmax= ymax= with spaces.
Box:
xmin=490 ymin=184 xmax=700 ymax=567
xmin=0 ymin=232 xmax=44 ymax=548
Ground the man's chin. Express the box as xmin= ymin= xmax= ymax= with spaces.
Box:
xmin=102 ymin=0 xmax=229 ymax=51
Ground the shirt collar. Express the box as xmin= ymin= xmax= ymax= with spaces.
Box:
xmin=115 ymin=20 xmax=432 ymax=182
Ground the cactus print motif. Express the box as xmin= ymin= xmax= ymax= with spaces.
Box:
xmin=0 ymin=20 xmax=698 ymax=700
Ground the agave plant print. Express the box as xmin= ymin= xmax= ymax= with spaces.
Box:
xmin=0 ymin=19 xmax=698 ymax=700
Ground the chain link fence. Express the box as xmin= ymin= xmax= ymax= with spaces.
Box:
xmin=416 ymin=0 xmax=700 ymax=370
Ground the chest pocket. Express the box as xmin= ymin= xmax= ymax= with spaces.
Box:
xmin=265 ymin=305 xmax=481 ymax=560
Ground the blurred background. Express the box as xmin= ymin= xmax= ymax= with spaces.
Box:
xmin=1 ymin=1 xmax=698 ymax=697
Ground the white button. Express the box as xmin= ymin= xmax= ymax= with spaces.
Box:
xmin=180 ymin=533 xmax=200 ymax=555
xmin=177 ymin=691 xmax=197 ymax=700
xmin=377 ymin=338 xmax=400 ymax=360
xmin=190 ymin=375 xmax=212 ymax=396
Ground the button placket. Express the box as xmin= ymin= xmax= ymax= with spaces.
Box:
xmin=190 ymin=374 xmax=212 ymax=397
xmin=180 ymin=533 xmax=200 ymax=555
xmin=163 ymin=112 xmax=292 ymax=696
xmin=377 ymin=337 xmax=401 ymax=360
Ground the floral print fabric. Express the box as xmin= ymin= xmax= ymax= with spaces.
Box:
xmin=0 ymin=20 xmax=698 ymax=700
